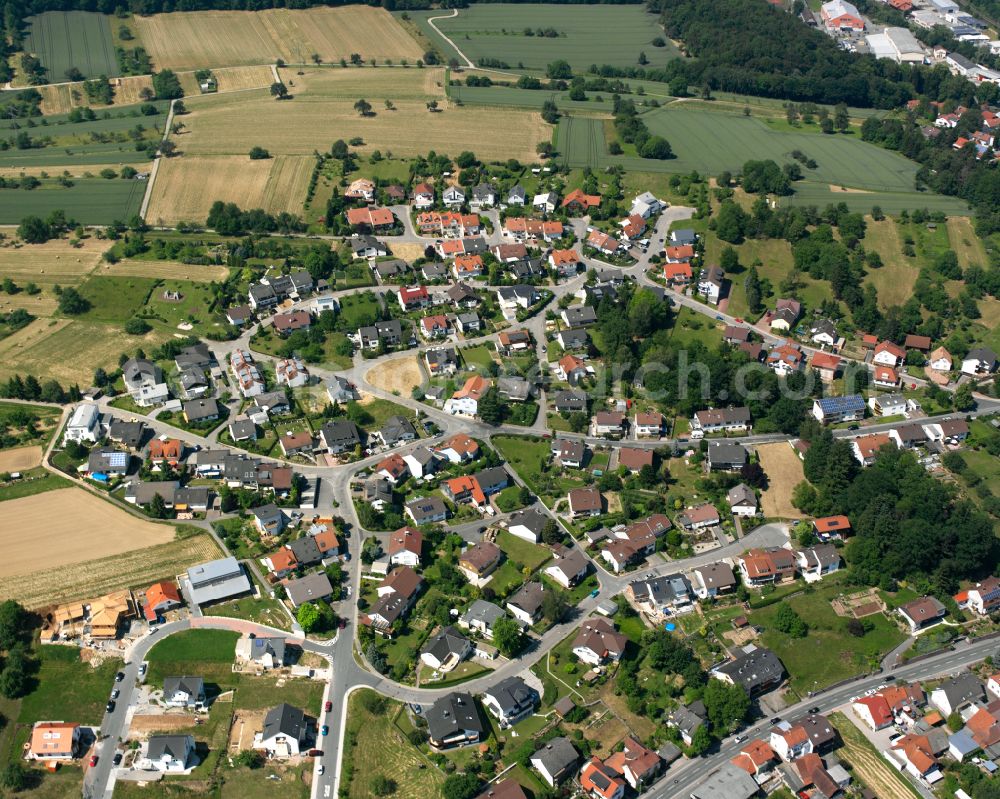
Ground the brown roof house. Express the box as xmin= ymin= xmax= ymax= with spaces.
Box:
xmin=458 ymin=541 xmax=503 ymax=586
xmin=568 ymin=488 xmax=603 ymax=518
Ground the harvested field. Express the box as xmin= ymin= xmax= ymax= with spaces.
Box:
xmin=830 ymin=713 xmax=921 ymax=799
xmin=176 ymin=88 xmax=548 ymax=163
xmin=145 ymin=154 xmax=314 ymax=226
xmin=177 ymin=65 xmax=275 ymax=96
xmin=756 ymin=442 xmax=806 ymax=519
xmin=36 ymin=75 xmax=155 ymax=115
xmin=0 ymin=532 xmax=220 ymax=608
xmin=366 ymin=356 xmax=424 ymax=395
xmin=0 ymin=318 xmax=172 ymax=385
xmin=947 ymin=215 xmax=988 ymax=268
xmin=98 ymin=259 xmax=230 ymax=281
xmin=862 ymin=218 xmax=919 ymax=308
xmin=276 ymin=65 xmax=441 ymax=99
xmin=0 ymin=445 xmax=43 ymax=471
xmin=133 ymin=7 xmax=422 ymax=71
xmin=0 ymin=487 xmax=176 ymax=579
xmin=0 ymin=238 xmax=106 ymax=288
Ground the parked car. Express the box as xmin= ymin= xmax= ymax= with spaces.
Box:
xmin=324 ymin=701 xmax=332 ymax=712
xmin=111 ymin=689 xmax=120 ymax=700
xmin=321 ymin=725 xmax=329 ymax=736
xmin=106 ymin=700 xmax=116 ymax=713
xmin=89 ymin=755 xmax=99 ymax=767
xmin=113 ymin=752 xmax=123 ymax=766
xmin=114 ymin=672 xmax=125 ymax=682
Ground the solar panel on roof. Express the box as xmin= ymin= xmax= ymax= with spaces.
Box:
xmin=818 ymin=395 xmax=864 ymax=411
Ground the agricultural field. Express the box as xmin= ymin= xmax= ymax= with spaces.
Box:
xmin=277 ymin=65 xmax=441 ymax=99
xmin=0 ymin=178 xmax=144 ymax=224
xmin=171 ymin=72 xmax=549 ymax=164
xmin=145 ymin=154 xmax=315 ymax=226
xmin=409 ymin=4 xmax=679 ymax=71
xmin=177 ymin=64 xmax=275 ymax=96
xmin=24 ymin=11 xmax=120 ymax=80
xmin=0 ymin=237 xmax=108 ymax=314
xmin=0 ymin=530 xmax=220 ymax=608
xmin=829 ymin=713 xmax=923 ymax=799
xmin=99 ymin=258 xmax=229 ymax=281
xmin=861 ymin=217 xmax=919 ymax=307
xmin=132 ymin=7 xmax=422 ymax=71
xmin=560 ymin=109 xmax=972 ymax=214
xmin=0 ymin=487 xmax=176 ymax=580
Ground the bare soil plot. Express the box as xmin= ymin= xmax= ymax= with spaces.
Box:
xmin=0 ymin=445 xmax=43 ymax=471
xmin=131 ymin=714 xmax=200 ymax=734
xmin=947 ymin=215 xmax=987 ymax=268
xmin=228 ymin=709 xmax=266 ymax=751
xmin=1 ymin=532 xmax=220 ymax=608
xmin=389 ymin=243 xmax=428 ymax=262
xmin=176 ymin=89 xmax=548 ymax=163
xmin=145 ymin=154 xmax=313 ymax=226
xmin=0 ymin=487 xmax=176 ymax=579
xmin=832 ymin=588 xmax=887 ymax=619
xmin=756 ymin=442 xmax=807 ymax=519
xmin=133 ymin=7 xmax=422 ymax=71
xmin=276 ymin=65 xmax=441 ymax=99
xmin=365 ymin=356 xmax=424 ymax=395
xmin=98 ymin=259 xmax=230 ymax=282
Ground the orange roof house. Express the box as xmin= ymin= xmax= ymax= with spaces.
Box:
xmin=873 ymin=365 xmax=899 ymax=386
xmin=580 ymin=756 xmax=626 ymax=799
xmin=149 ymin=438 xmax=182 ymax=463
xmin=665 ymin=244 xmax=695 ymax=263
xmin=346 ymin=206 xmax=395 ymax=228
xmin=454 ymin=375 xmax=488 ymax=401
xmin=813 ymin=515 xmax=851 ymax=538
xmin=550 ymin=248 xmax=581 ymax=267
xmin=313 ymin=526 xmax=340 ymax=556
xmin=143 ymin=580 xmax=183 ymax=622
xmin=853 ymin=433 xmax=893 ymax=464
xmin=731 ymin=738 xmax=776 ymax=776
xmin=810 ymin=352 xmax=842 ymax=381
xmin=562 ymin=188 xmax=602 ymax=212
xmin=443 ymin=475 xmax=487 ymax=506
xmin=664 ymin=263 xmax=693 ymax=283
xmin=29 ymin=722 xmax=81 ymax=760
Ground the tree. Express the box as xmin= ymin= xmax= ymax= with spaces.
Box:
xmin=688 ymin=722 xmax=712 ymax=755
xmin=249 ymin=146 xmax=271 ymax=160
xmin=270 ymin=82 xmax=288 ymax=100
xmin=57 ymin=287 xmax=90 ymax=315
xmin=492 ymin=617 xmax=524 ymax=657
xmin=354 ymin=98 xmax=373 ymax=117
xmin=947 ymin=712 xmax=964 ymax=732
xmin=546 ymin=59 xmax=572 ymax=79
xmin=542 ymin=590 xmax=570 ymax=622
xmin=954 ymin=382 xmax=976 ymax=412
xmin=234 ymin=749 xmax=263 ymax=768
xmin=744 ymin=265 xmax=763 ymax=313
xmin=740 ymin=462 xmax=768 ymax=489
xmin=17 ymin=215 xmax=51 ymax=244
xmin=0 ymin=601 xmax=29 ymax=651
xmin=834 ymin=102 xmax=850 ymax=132
xmin=703 ymin=678 xmax=751 ymax=734
xmin=148 ymin=492 xmax=168 ymax=519
xmin=541 ymin=518 xmax=563 ymax=545
xmin=0 ymin=762 xmax=28 ymax=792
xmin=370 ymin=775 xmax=397 ymax=796
xmin=772 ymin=602 xmax=808 ymax=637
xmin=297 ymin=602 xmax=322 ymax=632
xmin=639 ymin=135 xmax=673 ymax=160
xmin=442 ymin=773 xmax=481 ymax=799
xmin=151 ymin=70 xmax=183 ymax=100
xmin=715 ymin=200 xmax=747 ymax=244
xmin=124 ymin=317 xmax=152 ymax=335
xmin=477 ymin=388 xmax=504 ymax=426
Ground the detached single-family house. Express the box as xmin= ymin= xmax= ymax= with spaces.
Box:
xmin=458 ymin=599 xmax=507 ymax=639
xmin=28 ymin=722 xmax=81 ymax=761
xmin=163 ymin=676 xmax=206 ymax=708
xmin=962 ymin=346 xmax=999 ymax=376
xmin=898 ymin=596 xmax=947 ymax=632
xmin=690 ymin=562 xmax=737 ymax=599
xmin=531 ymin=737 xmax=579 ymax=787
xmin=140 ymin=735 xmax=196 ymax=773
xmin=727 ymin=483 xmax=758 ymax=517
xmin=572 ymin=618 xmax=627 ymax=665
xmin=482 ymin=676 xmax=538 ymax=728
xmin=254 ymin=703 xmax=307 ymax=758
xmin=421 ymin=626 xmax=472 ymax=671
xmin=426 ymin=692 xmax=483 ymax=749
xmin=795 ymin=544 xmax=841 ymax=582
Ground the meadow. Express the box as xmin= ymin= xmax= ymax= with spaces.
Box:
xmin=145 ymin=154 xmax=314 ymax=226
xmin=409 ymin=4 xmax=679 ymax=71
xmin=133 ymin=7 xmax=422 ymax=70
xmin=24 ymin=11 xmax=119 ymax=80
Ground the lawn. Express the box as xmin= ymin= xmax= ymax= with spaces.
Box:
xmin=862 ymin=218 xmax=920 ymax=308
xmin=0 ymin=469 xmax=71 ymax=501
xmin=947 ymin=215 xmax=988 ymax=268
xmin=461 ymin=344 xmax=496 ymax=371
xmin=751 ymin=576 xmax=906 ymax=693
xmin=492 ymin=435 xmax=551 ymax=496
xmin=140 ymin=279 xmax=225 ymax=335
xmin=146 ymin=629 xmax=240 ymax=670
xmin=357 ymin=398 xmax=417 ymax=431
xmin=780 ymin=183 xmax=969 ymax=215
xmin=24 ymin=11 xmax=120 ymax=80
xmin=496 ymin=529 xmax=551 ymax=572
xmin=204 ymin=581 xmax=288 ymax=629
xmin=415 ymin=4 xmax=679 ymax=71
xmin=338 ymin=292 xmax=382 ymax=328
xmin=18 ymin=645 xmax=123 ymax=725
xmin=957 ymin=448 xmax=1000 ymax=495
xmin=668 ymin=305 xmax=724 ymax=348
xmin=342 ymin=689 xmax=444 ymax=799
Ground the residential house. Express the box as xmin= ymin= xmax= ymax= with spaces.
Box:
xmin=898 ymin=596 xmax=947 ymax=632
xmin=412 ymin=182 xmax=435 ymax=208
xmin=426 ymin=692 xmax=483 ymax=749
xmin=142 ymin=580 xmax=183 ymax=622
xmin=533 ymin=192 xmax=559 ymax=214
xmin=425 ymin=347 xmax=458 ymax=376
xmin=962 ymin=346 xmax=999 ymax=376
xmin=592 ymin=411 xmax=627 ymax=437
xmin=874 ymin=340 xmax=906 ymax=368
xmin=627 ymin=573 xmax=693 ymax=619
xmin=967 ymin=576 xmax=1000 ymax=615
xmin=471 ymin=183 xmax=497 ymax=209
xmin=667 ymin=702 xmax=708 ymax=746
xmin=810 ymin=319 xmax=839 ymax=347
xmin=731 ymin=739 xmax=777 ymax=780
xmin=663 ymin=262 xmax=693 ymax=285
xmin=923 ymin=418 xmax=970 ymax=443
xmin=795 ymin=544 xmax=840 ymax=582
xmin=375 ymin=415 xmax=417 ymax=447
xmin=698 ymin=265 xmax=725 ymax=304
xmin=738 ymin=547 xmax=797 ymax=586
xmin=810 ymin=352 xmax=843 ymax=382
xmin=455 ymin=312 xmax=481 ymax=334
xmin=459 ymin=599 xmax=507 ymax=639
xmin=140 ymin=735 xmax=195 ymax=772
xmin=634 ymin=412 xmax=664 ymax=438
xmin=326 ymin=377 xmax=358 ymax=405
xmin=458 ymin=541 xmax=503 ymax=583
xmin=402 ymin=446 xmax=439 ymax=479
xmin=552 ymin=438 xmax=586 ymax=468
xmin=690 ymin=562 xmax=738 ymax=599
xmin=887 ymin=734 xmax=942 ymax=784
xmin=398 ymin=285 xmax=431 ymax=311
xmin=122 ymin=357 xmax=169 ymax=407
xmin=689 ymin=762 xmax=760 ymax=799
xmin=87 ymin=448 xmax=129 ymax=477
xmin=183 ymin=398 xmax=221 ymax=426
xmin=388 ymin=526 xmax=422 ymax=567
xmin=890 ymin=423 xmax=928 ymax=449
xmin=930 ymin=673 xmax=985 ymax=717
xmin=497 ymin=376 xmax=531 ymax=402
xmin=929 ymin=346 xmax=953 ymax=371
xmin=272 ymin=310 xmax=311 ymax=337
xmin=275 ymin=356 xmax=309 ymax=388
xmin=727 ymin=483 xmax=758 ymax=517
xmin=813 ymin=515 xmax=852 ymax=540
xmin=562 ymin=188 xmax=601 ymax=214
xmin=707 ymin=441 xmax=747 ymax=471
xmin=442 ymin=186 xmax=465 ymax=207
xmin=497 ymin=329 xmax=532 ymax=355
xmin=568 ymin=487 xmax=603 ymax=518
xmin=545 ymin=545 xmax=590 ymax=588
xmin=235 ymin=635 xmax=286 ymax=670
xmin=631 ymin=192 xmax=665 ymax=219
xmin=64 ymin=403 xmax=100 ymax=444
xmin=421 ymin=626 xmax=472 ymax=671
xmin=284 ymin=573 xmax=334 ymax=608
xmin=163 ymin=676 xmax=206 ymax=708
xmin=531 ymin=737 xmax=579 ymax=787
xmin=580 ymin=757 xmax=626 ymax=799
xmin=549 ymin=248 xmax=582 ymax=277
xmin=553 ymin=390 xmax=587 ymax=414
xmin=436 ymin=433 xmax=480 ymax=463
xmin=821 ymin=0 xmax=865 ymax=29
xmin=420 ymin=314 xmax=450 ymax=339
xmin=665 ymin=244 xmax=694 ymax=264
xmin=678 ymin=503 xmax=721 ymax=530
xmin=711 ymin=645 xmax=785 ymax=695
xmin=812 ymin=395 xmax=865 ymax=424
xmin=345 ymin=177 xmax=375 ymax=201
xmin=768 ymin=298 xmax=801 ymax=332
xmin=254 ymin=703 xmax=307 ymax=758
xmin=572 ymin=618 xmax=627 ymax=665
xmin=405 ymin=495 xmax=448 ymax=525
xmin=767 ymin=341 xmax=805 ymax=375
xmin=873 ymin=365 xmax=899 ymax=388
xmin=482 ymin=676 xmax=538 ymax=728
xmin=507 ymin=507 xmax=549 ymax=543
xmin=770 ymin=721 xmax=813 ymax=762
xmin=319 ymin=420 xmax=361 ymax=454
xmin=561 ymin=305 xmax=598 ymax=327
xmin=604 ymin=737 xmax=662 ymax=790
xmin=28 ymin=722 xmax=81 ymax=761
xmin=556 ymin=353 xmax=591 ymax=384
xmin=507 ymin=185 xmax=527 ymax=206
xmin=507 ymin=581 xmax=546 ymax=626
xmin=366 ymin=566 xmax=424 ymax=631
xmin=349 ymin=235 xmax=387 ymax=260
xmin=692 ymin=406 xmax=752 ymax=435
xmin=225 ymin=305 xmax=252 ymax=326
xmin=852 ymin=433 xmax=893 ymax=466
xmin=445 ymin=375 xmax=490 ymax=416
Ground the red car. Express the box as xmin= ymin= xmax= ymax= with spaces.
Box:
xmin=324 ymin=701 xmax=332 ymax=712
xmin=89 ymin=755 xmax=99 ymax=767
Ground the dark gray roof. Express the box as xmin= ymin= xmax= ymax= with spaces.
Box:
xmin=562 ymin=305 xmax=597 ymax=326
xmin=712 ymin=646 xmax=784 ymax=693
xmin=288 ymin=535 xmax=322 ymax=565
xmin=690 ymin=761 xmax=761 ymax=799
xmin=507 ymin=581 xmax=545 ymax=616
xmin=320 ymin=420 xmax=361 ymax=448
xmin=163 ymin=676 xmax=204 ymax=699
xmin=284 ymin=572 xmax=333 ymax=606
xmin=108 ymin=419 xmax=146 ymax=447
xmin=708 ymin=441 xmax=747 ymax=465
xmin=422 ymin=626 xmax=470 ymax=662
xmin=460 ymin=599 xmax=506 ymax=627
xmin=553 ymin=390 xmax=587 ymax=412
xmin=508 ymin=508 xmax=548 ymax=536
xmin=182 ymin=398 xmax=220 ymax=421
xmin=146 ymin=735 xmax=193 ymax=762
xmin=484 ymin=676 xmax=537 ymax=715
xmin=531 ymin=736 xmax=578 ymax=780
xmin=262 ymin=703 xmax=305 ymax=741
xmin=406 ymin=495 xmax=447 ymax=523
xmin=426 ymin=692 xmax=484 ymax=742
xmin=379 ymin=415 xmax=416 ymax=444
xmin=934 ymin=672 xmax=984 ymax=708
xmin=351 ymin=235 xmax=384 ymax=254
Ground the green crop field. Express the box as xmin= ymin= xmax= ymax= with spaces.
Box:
xmin=24 ymin=11 xmax=120 ymax=81
xmin=559 ymin=108 xmax=972 ymax=214
xmin=407 ymin=4 xmax=678 ymax=71
xmin=0 ymin=178 xmax=145 ymax=224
